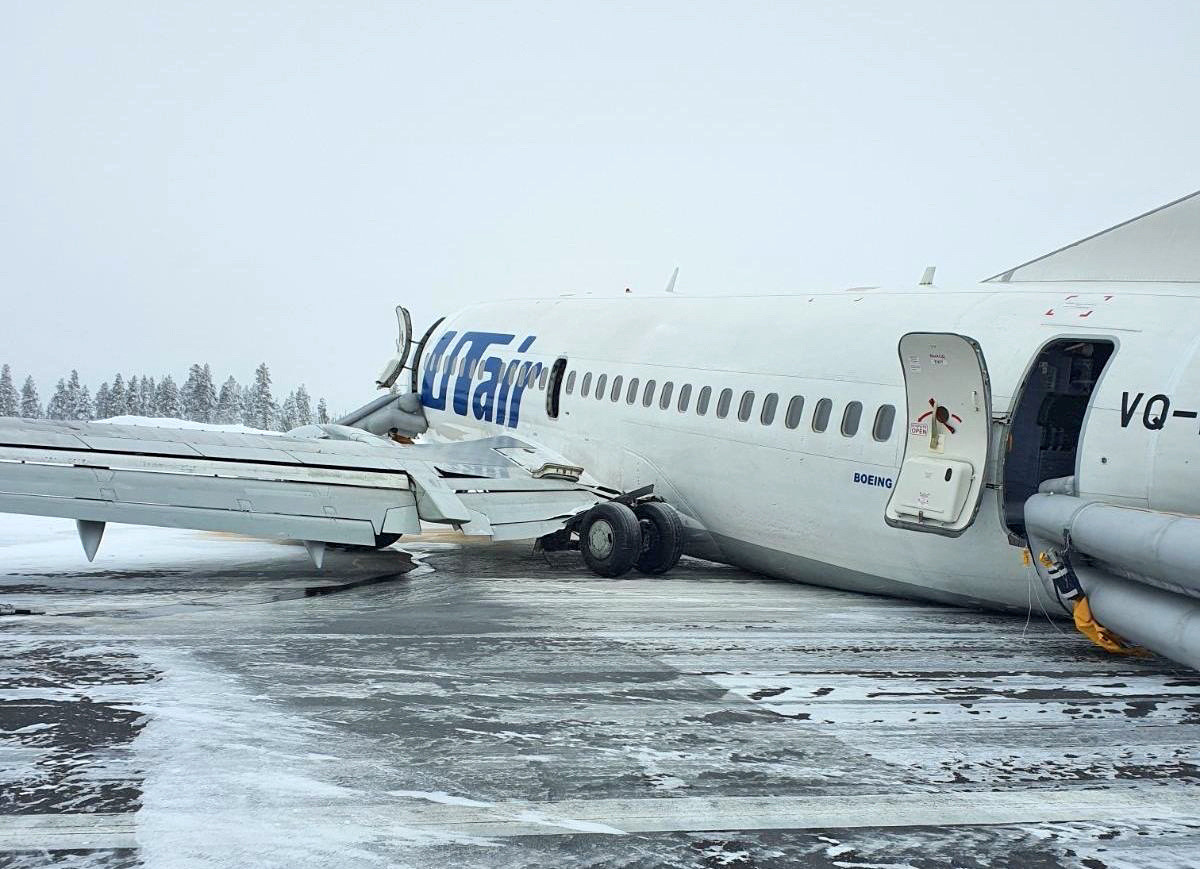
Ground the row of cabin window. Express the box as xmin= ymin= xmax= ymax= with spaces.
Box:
xmin=562 ymin=369 xmax=896 ymax=441
xmin=431 ymin=355 xmax=896 ymax=441
xmin=438 ymin=355 xmax=550 ymax=387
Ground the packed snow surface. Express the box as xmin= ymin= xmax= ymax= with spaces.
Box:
xmin=2 ymin=515 xmax=1200 ymax=867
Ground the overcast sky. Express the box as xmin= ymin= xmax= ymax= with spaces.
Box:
xmin=2 ymin=1 xmax=1197 ymax=408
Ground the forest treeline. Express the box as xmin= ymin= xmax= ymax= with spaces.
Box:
xmin=0 ymin=363 xmax=335 ymax=432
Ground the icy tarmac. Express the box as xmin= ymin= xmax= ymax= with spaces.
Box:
xmin=2 ymin=515 xmax=1199 ymax=868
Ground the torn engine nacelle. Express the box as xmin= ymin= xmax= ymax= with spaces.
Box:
xmin=335 ymin=391 xmax=428 ymax=439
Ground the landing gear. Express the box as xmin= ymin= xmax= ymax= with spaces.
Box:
xmin=634 ymin=502 xmax=684 ymax=575
xmin=579 ymin=502 xmax=643 ymax=577
xmin=571 ymin=499 xmax=685 ymax=578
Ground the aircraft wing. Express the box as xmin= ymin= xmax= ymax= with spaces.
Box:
xmin=0 ymin=418 xmax=607 ymax=559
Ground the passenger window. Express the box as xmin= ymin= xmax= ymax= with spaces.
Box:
xmin=581 ymin=372 xmax=591 ymax=397
xmin=696 ymin=386 xmax=712 ymax=416
xmin=459 ymin=357 xmax=469 ymax=376
xmin=659 ymin=381 xmax=674 ymax=410
xmin=678 ymin=383 xmax=692 ymax=412
xmin=539 ymin=367 xmax=549 ymax=389
xmin=468 ymin=358 xmax=478 ymax=378
xmin=626 ymin=377 xmax=640 ymax=404
xmin=565 ymin=371 xmax=576 ymax=394
xmin=716 ymin=388 xmax=733 ymax=419
xmin=812 ymin=398 xmax=832 ymax=432
xmin=760 ymin=392 xmax=778 ymax=425
xmin=595 ymin=373 xmax=607 ymax=399
xmin=873 ymin=404 xmax=896 ymax=441
xmin=611 ymin=375 xmax=623 ymax=401
xmin=841 ymin=401 xmax=862 ymax=437
xmin=737 ymin=390 xmax=755 ymax=422
xmin=643 ymin=379 xmax=656 ymax=407
xmin=507 ymin=362 xmax=519 ymax=385
xmin=785 ymin=395 xmax=804 ymax=429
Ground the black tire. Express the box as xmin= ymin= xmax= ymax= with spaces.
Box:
xmin=580 ymin=502 xmax=642 ymax=577
xmin=634 ymin=502 xmax=685 ymax=575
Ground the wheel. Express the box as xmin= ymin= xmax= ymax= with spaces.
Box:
xmin=580 ymin=502 xmax=642 ymax=577
xmin=634 ymin=502 xmax=685 ymax=575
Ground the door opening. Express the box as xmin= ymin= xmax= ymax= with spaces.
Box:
xmin=546 ymin=357 xmax=568 ymax=419
xmin=1001 ymin=338 xmax=1115 ymax=541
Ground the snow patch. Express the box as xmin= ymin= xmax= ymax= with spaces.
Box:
xmin=389 ymin=790 xmax=494 ymax=808
xmin=514 ymin=810 xmax=625 ymax=835
xmin=100 ymin=415 xmax=284 ymax=436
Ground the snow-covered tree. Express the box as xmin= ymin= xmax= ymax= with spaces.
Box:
xmin=239 ymin=384 xmax=255 ymax=427
xmin=95 ymin=382 xmax=111 ymax=419
xmin=316 ymin=398 xmax=329 ymax=425
xmin=46 ymin=379 xmax=68 ymax=420
xmin=214 ymin=376 xmax=242 ymax=425
xmin=180 ymin=365 xmax=200 ymax=420
xmin=199 ymin=364 xmax=217 ymax=421
xmin=293 ymin=384 xmax=312 ymax=427
xmin=140 ymin=376 xmax=157 ymax=417
xmin=248 ymin=363 xmax=275 ymax=431
xmin=75 ymin=385 xmax=94 ymax=421
xmin=127 ymin=375 xmax=141 ymax=415
xmin=64 ymin=370 xmax=82 ymax=420
xmin=181 ymin=363 xmax=217 ymax=422
xmin=0 ymin=365 xmax=17 ymax=417
xmin=278 ymin=391 xmax=299 ymax=431
xmin=20 ymin=376 xmax=41 ymax=418
xmin=109 ymin=374 xmax=127 ymax=415
xmin=156 ymin=375 xmax=181 ymax=419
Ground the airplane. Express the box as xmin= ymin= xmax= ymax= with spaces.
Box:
xmin=2 ymin=191 xmax=1199 ymax=672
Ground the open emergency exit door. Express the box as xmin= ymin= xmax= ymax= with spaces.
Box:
xmin=885 ymin=333 xmax=992 ymax=536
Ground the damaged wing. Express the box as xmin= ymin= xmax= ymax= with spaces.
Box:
xmin=0 ymin=418 xmax=606 ymax=562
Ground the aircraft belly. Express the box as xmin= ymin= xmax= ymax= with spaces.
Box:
xmin=615 ymin=426 xmax=1048 ymax=614
xmin=706 ymin=532 xmax=1025 ymax=613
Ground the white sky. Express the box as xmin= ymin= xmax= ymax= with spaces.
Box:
xmin=2 ymin=1 xmax=1197 ymax=408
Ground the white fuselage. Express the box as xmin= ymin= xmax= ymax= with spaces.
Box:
xmin=415 ymin=285 xmax=1200 ymax=613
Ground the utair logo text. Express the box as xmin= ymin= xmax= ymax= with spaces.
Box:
xmin=420 ymin=330 xmax=542 ymax=429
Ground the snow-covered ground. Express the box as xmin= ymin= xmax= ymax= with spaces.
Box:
xmin=3 ymin=514 xmax=1200 ymax=868
xmin=99 ymin=416 xmax=286 ymax=436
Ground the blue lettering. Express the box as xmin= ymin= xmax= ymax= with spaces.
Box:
xmin=449 ymin=331 xmax=514 ymax=415
xmin=471 ymin=357 xmax=504 ymax=422
xmin=494 ymin=360 xmax=518 ymax=426
xmin=506 ymin=361 xmax=542 ymax=429
xmin=424 ymin=330 xmax=539 ymax=429
xmin=420 ymin=331 xmax=458 ymax=410
xmin=852 ymin=471 xmax=895 ymax=489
